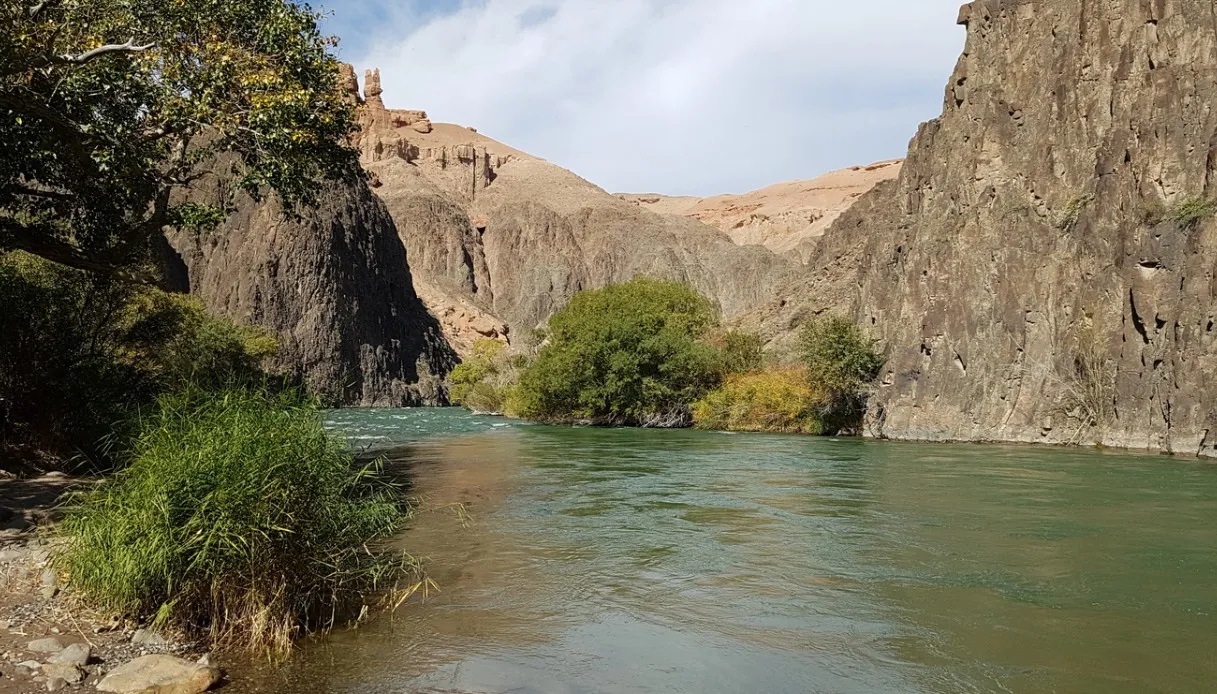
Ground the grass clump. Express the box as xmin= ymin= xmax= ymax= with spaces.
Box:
xmin=1171 ymin=197 xmax=1216 ymax=231
xmin=693 ymin=369 xmax=824 ymax=434
xmin=56 ymin=388 xmax=414 ymax=657
xmin=1056 ymin=194 xmax=1095 ymax=232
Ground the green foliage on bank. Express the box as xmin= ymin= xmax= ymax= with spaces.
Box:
xmin=511 ymin=279 xmax=722 ymax=426
xmin=484 ymin=279 xmax=884 ymax=434
xmin=0 ymin=252 xmax=275 ymax=465
xmin=2 ymin=0 xmax=414 ymax=658
xmin=448 ymin=339 xmax=524 ymax=414
xmin=692 ymin=317 xmax=883 ymax=435
xmin=56 ymin=389 xmax=414 ymax=657
xmin=797 ymin=315 xmax=884 ymax=433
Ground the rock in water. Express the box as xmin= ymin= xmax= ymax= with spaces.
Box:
xmin=96 ymin=654 xmax=220 ymax=694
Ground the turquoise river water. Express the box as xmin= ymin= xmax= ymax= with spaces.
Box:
xmin=235 ymin=408 xmax=1217 ymax=693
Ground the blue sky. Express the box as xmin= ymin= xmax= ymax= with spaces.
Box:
xmin=316 ymin=0 xmax=965 ymax=196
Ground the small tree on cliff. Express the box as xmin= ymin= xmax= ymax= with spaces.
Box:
xmin=0 ymin=0 xmax=361 ymax=278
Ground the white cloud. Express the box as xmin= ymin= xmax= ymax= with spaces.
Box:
xmin=349 ymin=0 xmax=965 ymax=196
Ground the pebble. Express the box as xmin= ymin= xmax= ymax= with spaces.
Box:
xmin=47 ymin=642 xmax=90 ymax=667
xmin=46 ymin=676 xmax=68 ymax=691
xmin=27 ymin=637 xmax=63 ymax=653
xmin=43 ymin=662 xmax=84 ymax=684
xmin=130 ymin=628 xmax=169 ymax=647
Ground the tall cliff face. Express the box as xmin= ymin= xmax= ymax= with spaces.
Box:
xmin=753 ymin=0 xmax=1217 ymax=455
xmin=349 ymin=70 xmax=798 ymax=354
xmin=166 ymin=175 xmax=455 ymax=407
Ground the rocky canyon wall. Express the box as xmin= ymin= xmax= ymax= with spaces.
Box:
xmin=752 ymin=0 xmax=1217 ymax=455
xmin=348 ymin=68 xmax=798 ymax=354
xmin=165 ymin=173 xmax=455 ymax=407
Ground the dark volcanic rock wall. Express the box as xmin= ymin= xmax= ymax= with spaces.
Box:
xmin=754 ymin=0 xmax=1217 ymax=455
xmin=166 ymin=178 xmax=455 ymax=407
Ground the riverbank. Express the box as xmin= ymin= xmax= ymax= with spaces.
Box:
xmin=0 ymin=476 xmax=220 ymax=694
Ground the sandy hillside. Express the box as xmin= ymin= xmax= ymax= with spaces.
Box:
xmin=618 ymin=160 xmax=902 ymax=260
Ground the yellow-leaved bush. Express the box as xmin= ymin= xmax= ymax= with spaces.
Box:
xmin=692 ymin=368 xmax=825 ymax=434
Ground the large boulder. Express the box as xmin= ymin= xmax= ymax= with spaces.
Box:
xmin=96 ymin=654 xmax=220 ymax=694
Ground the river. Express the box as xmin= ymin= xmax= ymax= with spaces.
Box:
xmin=237 ymin=408 xmax=1217 ymax=693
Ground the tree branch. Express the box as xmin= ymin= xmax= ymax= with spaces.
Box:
xmin=59 ymin=38 xmax=155 ymax=65
xmin=0 ymin=217 xmax=152 ymax=282
xmin=11 ymin=183 xmax=75 ymax=201
xmin=28 ymin=0 xmax=56 ymax=18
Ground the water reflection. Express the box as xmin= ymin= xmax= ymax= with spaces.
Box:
xmin=233 ymin=414 xmax=1217 ymax=694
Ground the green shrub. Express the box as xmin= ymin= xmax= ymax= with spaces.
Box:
xmin=798 ymin=316 xmax=883 ymax=434
xmin=0 ymin=252 xmax=145 ymax=462
xmin=56 ymin=388 xmax=413 ymax=657
xmin=0 ymin=252 xmax=275 ymax=467
xmin=693 ymin=368 xmax=824 ymax=434
xmin=709 ymin=330 xmax=766 ymax=375
xmin=513 ymin=279 xmax=720 ymax=426
xmin=1171 ymin=197 xmax=1216 ymax=231
xmin=448 ymin=339 xmax=516 ymax=413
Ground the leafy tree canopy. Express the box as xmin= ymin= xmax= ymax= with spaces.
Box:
xmin=798 ymin=315 xmax=883 ymax=431
xmin=0 ymin=0 xmax=360 ymax=277
xmin=513 ymin=279 xmax=721 ymax=425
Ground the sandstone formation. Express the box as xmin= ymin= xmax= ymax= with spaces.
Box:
xmin=747 ymin=0 xmax=1217 ymax=456
xmin=618 ymin=160 xmax=902 ymax=261
xmin=165 ymin=172 xmax=455 ymax=407
xmin=347 ymin=71 xmax=798 ymax=354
